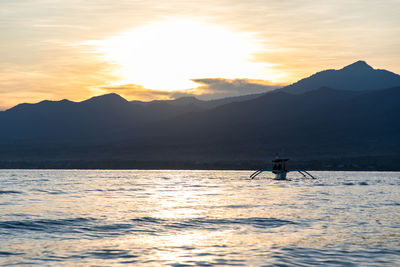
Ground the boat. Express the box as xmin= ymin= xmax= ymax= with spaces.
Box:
xmin=272 ymin=157 xmax=289 ymax=180
xmin=250 ymin=155 xmax=315 ymax=180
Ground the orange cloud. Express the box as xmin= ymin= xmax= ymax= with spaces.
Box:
xmin=98 ymin=84 xmax=196 ymax=101
xmin=98 ymin=78 xmax=284 ymax=102
xmin=191 ymin=78 xmax=284 ymax=99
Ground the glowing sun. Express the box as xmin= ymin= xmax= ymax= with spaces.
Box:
xmin=89 ymin=18 xmax=275 ymax=91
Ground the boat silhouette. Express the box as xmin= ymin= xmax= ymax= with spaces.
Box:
xmin=250 ymin=154 xmax=315 ymax=180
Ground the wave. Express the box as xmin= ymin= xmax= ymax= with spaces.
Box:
xmin=165 ymin=217 xmax=296 ymax=230
xmin=267 ymin=247 xmax=400 ymax=266
xmin=0 ymin=217 xmax=96 ymax=234
xmin=0 ymin=190 xmax=22 ymax=194
xmin=0 ymin=216 xmax=296 ymax=237
xmin=0 ymin=251 xmax=25 ymax=257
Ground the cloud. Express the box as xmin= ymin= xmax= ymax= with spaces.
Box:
xmin=0 ymin=46 xmax=118 ymax=109
xmin=99 ymin=78 xmax=284 ymax=102
xmin=191 ymin=78 xmax=284 ymax=100
xmin=98 ymin=84 xmax=196 ymax=101
xmin=1 ymin=0 xmax=400 ymax=109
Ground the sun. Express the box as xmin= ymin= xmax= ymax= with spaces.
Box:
xmin=89 ymin=18 xmax=277 ymax=91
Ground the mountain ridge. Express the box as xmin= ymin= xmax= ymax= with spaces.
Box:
xmin=1 ymin=61 xmax=400 ymax=169
xmin=279 ymin=60 xmax=400 ymax=94
xmin=4 ymin=60 xmax=400 ymax=113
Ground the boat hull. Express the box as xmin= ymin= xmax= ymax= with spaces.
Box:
xmin=274 ymin=171 xmax=287 ymax=180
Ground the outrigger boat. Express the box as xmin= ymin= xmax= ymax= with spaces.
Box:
xmin=250 ymin=156 xmax=315 ymax=180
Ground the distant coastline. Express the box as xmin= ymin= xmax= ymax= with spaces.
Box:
xmin=1 ymin=155 xmax=399 ymax=171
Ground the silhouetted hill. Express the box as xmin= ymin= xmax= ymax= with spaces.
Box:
xmin=1 ymin=62 xmax=400 ymax=170
xmin=111 ymin=85 xmax=398 ymax=170
xmin=144 ymin=97 xmax=204 ymax=107
xmin=151 ymin=86 xmax=397 ymax=145
xmin=280 ymin=60 xmax=400 ymax=94
xmin=131 ymin=93 xmax=265 ymax=110
xmin=0 ymin=93 xmax=200 ymax=141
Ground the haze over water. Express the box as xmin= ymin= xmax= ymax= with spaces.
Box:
xmin=1 ymin=170 xmax=399 ymax=266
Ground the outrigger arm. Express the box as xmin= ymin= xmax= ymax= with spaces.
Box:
xmin=250 ymin=169 xmax=316 ymax=179
xmin=296 ymin=170 xmax=316 ymax=179
xmin=250 ymin=170 xmax=267 ymax=179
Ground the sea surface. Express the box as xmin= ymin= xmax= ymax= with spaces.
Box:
xmin=0 ymin=170 xmax=399 ymax=266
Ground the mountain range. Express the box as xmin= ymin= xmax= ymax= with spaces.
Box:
xmin=279 ymin=60 xmax=400 ymax=94
xmin=1 ymin=61 xmax=400 ymax=170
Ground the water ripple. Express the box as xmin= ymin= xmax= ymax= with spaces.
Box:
xmin=266 ymin=247 xmax=400 ymax=266
xmin=182 ymin=217 xmax=296 ymax=229
xmin=0 ymin=170 xmax=399 ymax=266
xmin=0 ymin=216 xmax=296 ymax=237
xmin=0 ymin=218 xmax=96 ymax=234
xmin=84 ymin=249 xmax=139 ymax=260
xmin=0 ymin=190 xmax=22 ymax=194
xmin=0 ymin=251 xmax=25 ymax=257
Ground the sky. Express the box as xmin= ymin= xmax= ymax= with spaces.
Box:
xmin=1 ymin=0 xmax=399 ymax=109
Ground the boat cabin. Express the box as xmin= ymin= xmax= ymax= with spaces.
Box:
xmin=272 ymin=158 xmax=288 ymax=173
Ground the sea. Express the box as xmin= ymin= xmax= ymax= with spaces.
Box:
xmin=0 ymin=170 xmax=399 ymax=266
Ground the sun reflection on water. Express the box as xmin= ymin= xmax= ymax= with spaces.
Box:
xmin=1 ymin=170 xmax=399 ymax=265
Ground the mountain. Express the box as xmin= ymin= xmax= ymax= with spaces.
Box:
xmin=1 ymin=61 xmax=400 ymax=170
xmin=0 ymin=92 xmax=267 ymax=141
xmin=1 ymin=93 xmax=137 ymax=141
xmin=280 ymin=60 xmax=400 ymax=94
xmin=110 ymin=85 xmax=399 ymax=171
xmin=0 ymin=93 xmax=200 ymax=141
xmin=149 ymin=86 xmax=399 ymax=151
xmin=131 ymin=92 xmax=265 ymax=110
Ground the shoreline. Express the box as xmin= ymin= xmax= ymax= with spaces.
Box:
xmin=1 ymin=169 xmax=399 ymax=172
xmin=1 ymin=154 xmax=399 ymax=171
xmin=1 ymin=163 xmax=399 ymax=172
